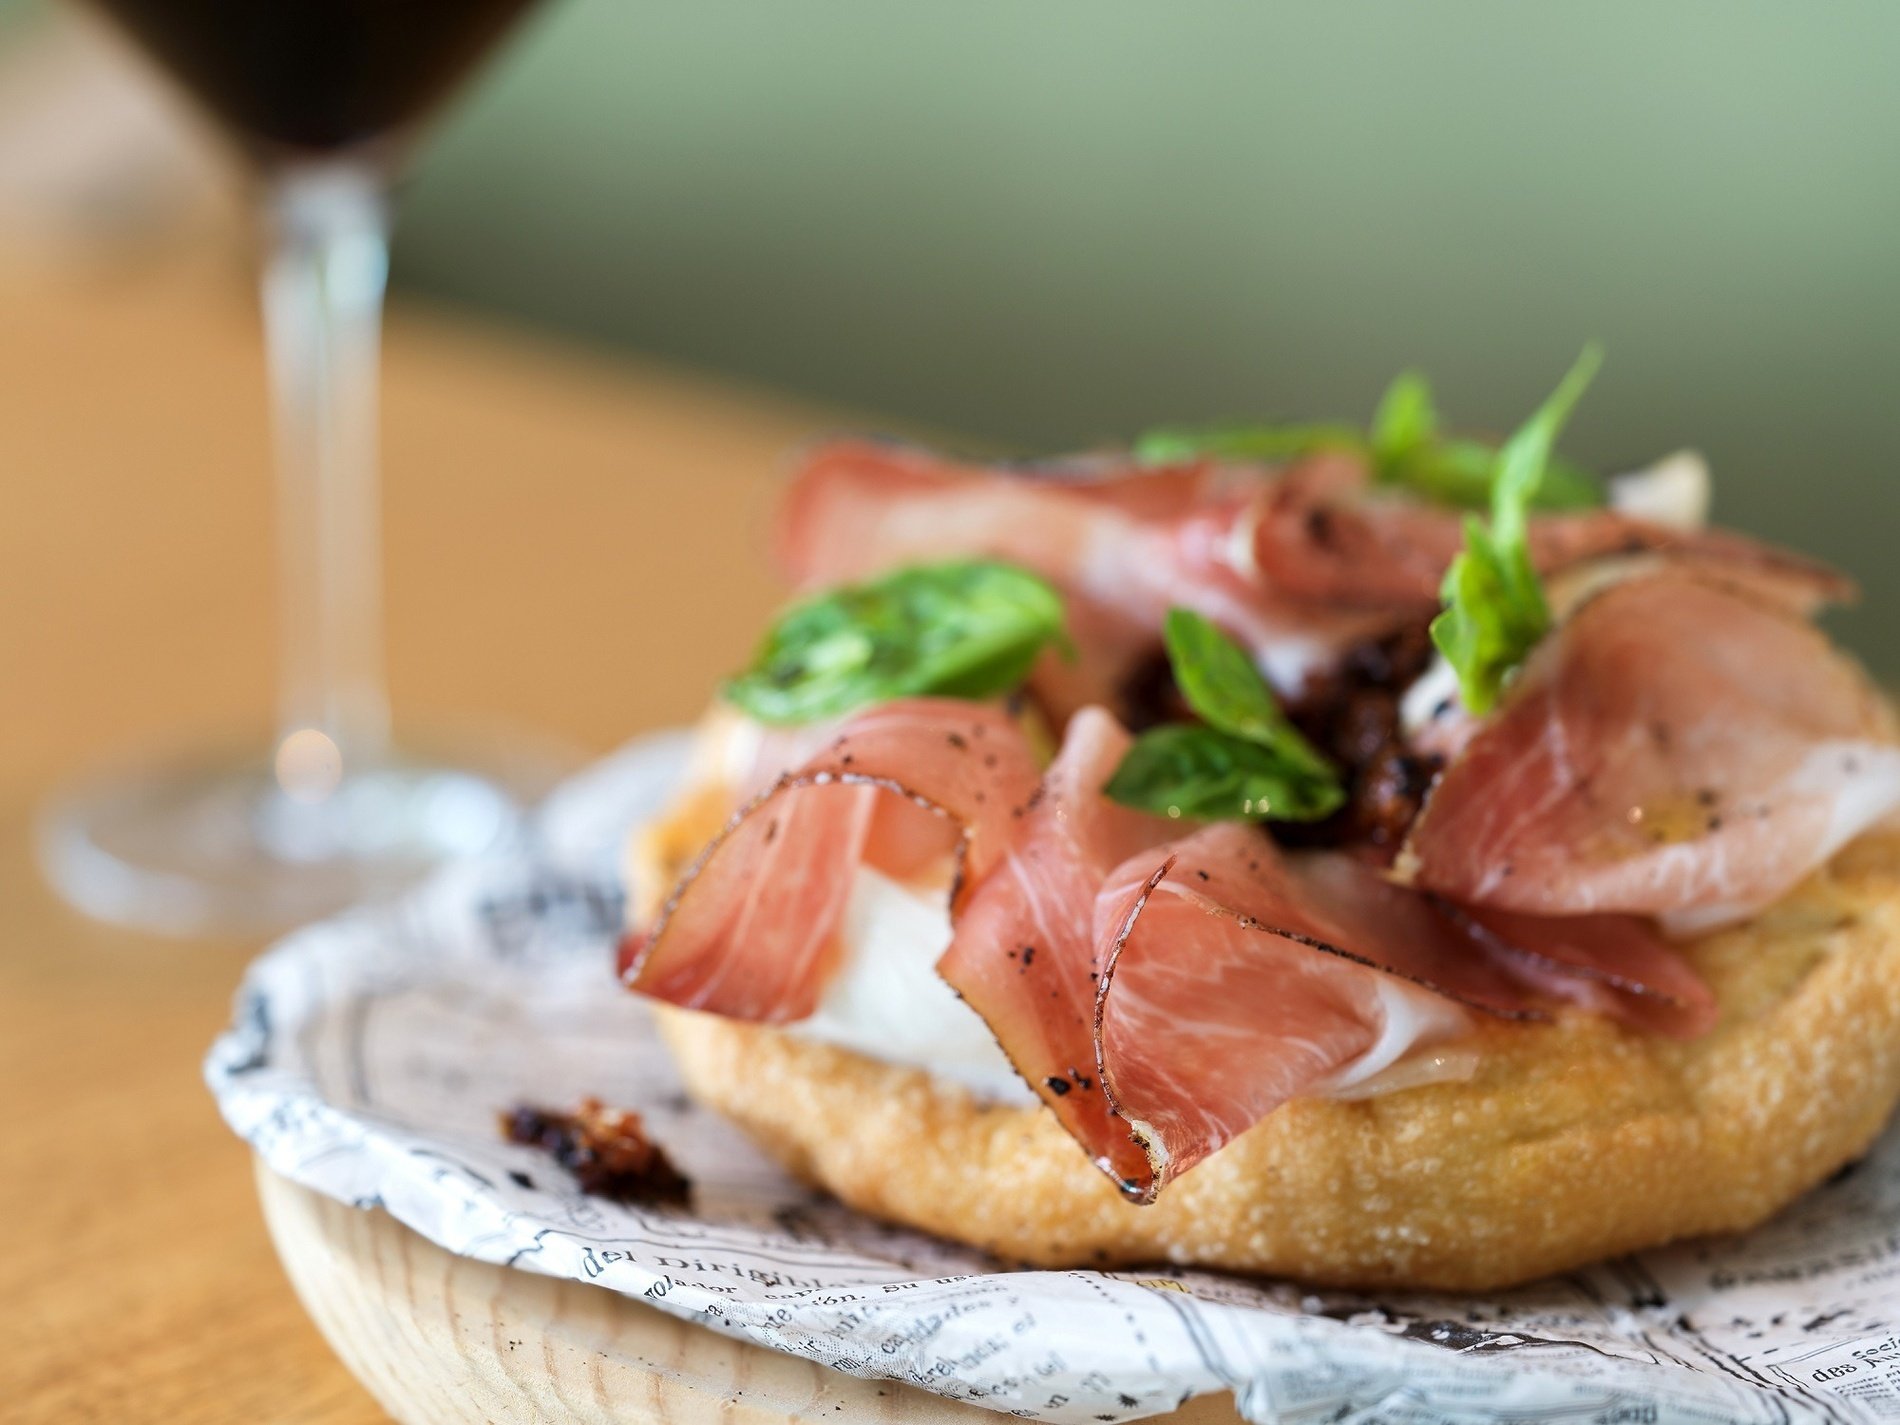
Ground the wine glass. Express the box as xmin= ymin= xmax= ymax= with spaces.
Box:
xmin=39 ymin=0 xmax=552 ymax=934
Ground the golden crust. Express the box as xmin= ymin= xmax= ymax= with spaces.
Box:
xmin=650 ymin=834 xmax=1900 ymax=1291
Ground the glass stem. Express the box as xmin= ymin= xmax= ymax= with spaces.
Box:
xmin=261 ymin=161 xmax=392 ymax=799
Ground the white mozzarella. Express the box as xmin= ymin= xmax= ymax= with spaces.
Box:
xmin=1609 ymin=450 xmax=1711 ymax=530
xmin=790 ymin=867 xmax=1034 ymax=1103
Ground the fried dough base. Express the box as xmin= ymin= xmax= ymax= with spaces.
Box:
xmin=648 ymin=835 xmax=1900 ymax=1291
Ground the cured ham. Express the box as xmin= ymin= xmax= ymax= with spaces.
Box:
xmin=774 ymin=439 xmax=1214 ymax=593
xmin=777 ymin=441 xmax=1848 ymax=717
xmin=1251 ymin=457 xmax=1854 ymax=614
xmin=1087 ymin=825 xmax=1718 ymax=1198
xmin=778 ymin=439 xmax=1403 ymax=695
xmin=936 ymin=709 xmax=1177 ymax=1191
xmin=1433 ymin=902 xmax=1716 ymax=1039
xmin=622 ymin=699 xmax=1040 ymax=1021
xmin=766 ymin=440 xmax=1205 ymax=580
xmin=1402 ymin=570 xmax=1900 ymax=931
xmin=1087 ymin=827 xmax=1536 ymax=1197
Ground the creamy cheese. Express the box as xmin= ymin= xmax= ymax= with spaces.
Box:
xmin=1399 ymin=653 xmax=1463 ymax=748
xmin=790 ymin=866 xmax=1034 ymax=1103
xmin=1609 ymin=450 xmax=1711 ymax=530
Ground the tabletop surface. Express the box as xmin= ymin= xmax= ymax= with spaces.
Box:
xmin=0 ymin=242 xmax=856 ymax=1423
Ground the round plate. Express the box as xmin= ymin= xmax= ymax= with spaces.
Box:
xmin=255 ymin=1161 xmax=1244 ymax=1425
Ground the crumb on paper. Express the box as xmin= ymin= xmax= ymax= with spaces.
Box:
xmin=500 ymin=1097 xmax=691 ymax=1205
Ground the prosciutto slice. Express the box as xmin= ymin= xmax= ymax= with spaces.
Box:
xmin=775 ymin=438 xmax=1214 ymax=591
xmin=778 ymin=439 xmax=1402 ymax=695
xmin=1434 ymin=902 xmax=1716 ymax=1039
xmin=1252 ymin=457 xmax=1853 ymax=614
xmin=1402 ymin=570 xmax=1900 ymax=930
xmin=1089 ymin=826 xmax=1543 ymax=1198
xmin=622 ymin=699 xmax=1040 ymax=1021
xmin=936 ymin=709 xmax=1178 ymax=1192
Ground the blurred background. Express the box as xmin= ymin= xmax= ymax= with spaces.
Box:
xmin=1 ymin=0 xmax=1895 ymax=664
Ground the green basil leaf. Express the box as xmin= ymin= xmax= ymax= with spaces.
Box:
xmin=1163 ymin=608 xmax=1300 ymax=749
xmin=1104 ymin=724 xmax=1346 ymax=823
xmin=724 ymin=560 xmax=1067 ymax=725
xmin=1132 ymin=421 xmax=1363 ymax=466
xmin=1137 ymin=369 xmax=1600 ymax=510
xmin=1105 ymin=608 xmax=1342 ymax=822
xmin=1380 ymin=435 xmax=1598 ymax=512
xmin=1369 ymin=369 xmax=1438 ymax=472
xmin=1430 ymin=345 xmax=1602 ymax=714
xmin=1369 ymin=369 xmax=1599 ymax=510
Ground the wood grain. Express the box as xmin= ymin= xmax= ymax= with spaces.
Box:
xmin=0 ymin=240 xmax=872 ymax=1423
xmin=256 ymin=1164 xmax=1245 ymax=1425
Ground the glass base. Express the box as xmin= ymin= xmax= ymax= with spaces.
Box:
xmin=39 ymin=739 xmax=558 ymax=937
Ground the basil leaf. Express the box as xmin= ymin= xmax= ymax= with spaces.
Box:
xmin=1369 ymin=369 xmax=1599 ymax=510
xmin=1106 ymin=609 xmax=1342 ymax=823
xmin=1132 ymin=421 xmax=1362 ymax=466
xmin=1430 ymin=345 xmax=1603 ymax=714
xmin=1163 ymin=609 xmax=1305 ymax=751
xmin=1389 ymin=436 xmax=1600 ymax=512
xmin=1369 ymin=369 xmax=1438 ymax=473
xmin=1104 ymin=723 xmax=1347 ymax=823
xmin=725 ymin=560 xmax=1067 ymax=725
xmin=1137 ymin=369 xmax=1600 ymax=510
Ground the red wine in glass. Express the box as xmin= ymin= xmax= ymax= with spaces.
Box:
xmin=41 ymin=1 xmax=552 ymax=933
xmin=87 ymin=0 xmax=538 ymax=155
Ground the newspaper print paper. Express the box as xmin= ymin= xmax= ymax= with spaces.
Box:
xmin=209 ymin=731 xmax=1900 ymax=1425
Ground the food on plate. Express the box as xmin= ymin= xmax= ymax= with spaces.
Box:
xmin=503 ymin=1098 xmax=692 ymax=1204
xmin=618 ymin=349 xmax=1900 ymax=1289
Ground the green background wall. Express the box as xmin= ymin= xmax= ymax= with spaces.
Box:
xmin=29 ymin=2 xmax=1900 ymax=664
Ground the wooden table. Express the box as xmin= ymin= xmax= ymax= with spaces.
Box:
xmin=0 ymin=243 xmax=853 ymax=1422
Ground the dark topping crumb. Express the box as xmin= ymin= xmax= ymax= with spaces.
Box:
xmin=1279 ymin=621 xmax=1441 ymax=853
xmin=946 ymin=732 xmax=969 ymax=751
xmin=1044 ymin=1076 xmax=1073 ymax=1096
xmin=1113 ymin=644 xmax=1193 ymax=733
xmin=501 ymin=1098 xmax=691 ymax=1205
xmin=1021 ymin=944 xmax=1037 ymax=966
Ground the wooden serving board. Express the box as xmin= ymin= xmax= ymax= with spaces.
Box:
xmin=255 ymin=1163 xmax=1244 ymax=1425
